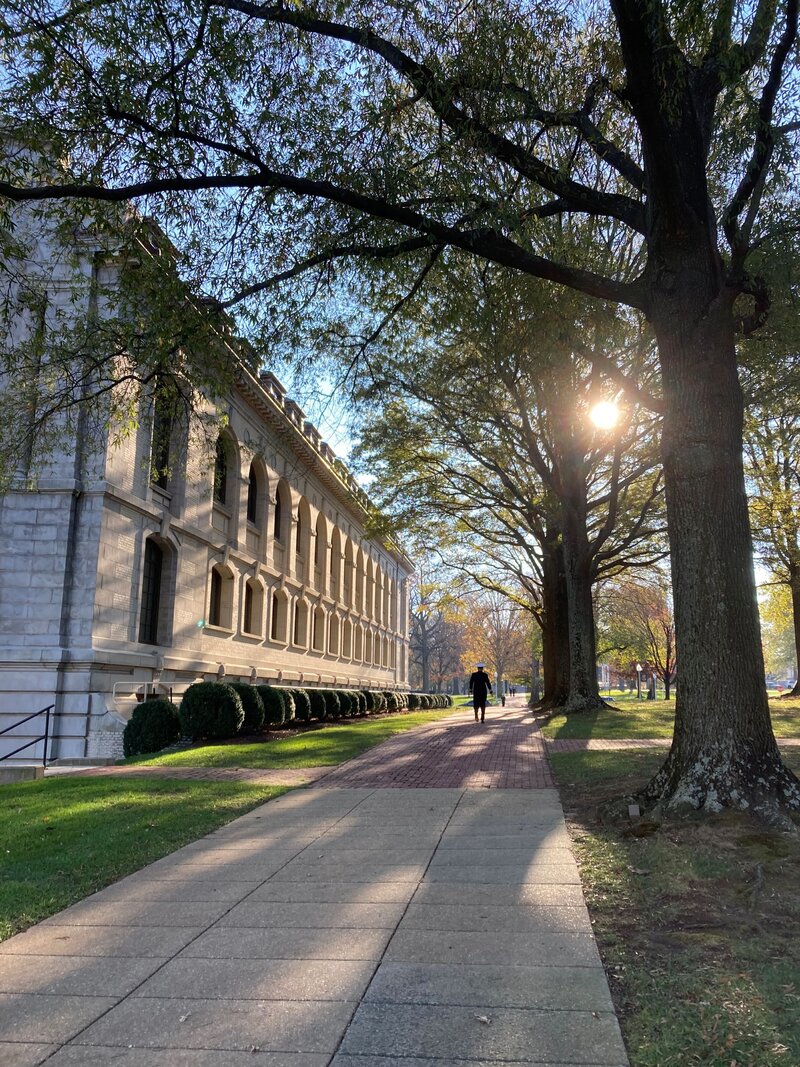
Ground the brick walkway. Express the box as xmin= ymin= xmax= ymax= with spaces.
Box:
xmin=318 ymin=705 xmax=554 ymax=789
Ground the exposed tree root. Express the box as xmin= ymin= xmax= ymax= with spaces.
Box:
xmin=637 ymin=744 xmax=800 ymax=830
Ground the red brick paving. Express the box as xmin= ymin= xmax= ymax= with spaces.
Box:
xmin=316 ymin=705 xmax=554 ymax=789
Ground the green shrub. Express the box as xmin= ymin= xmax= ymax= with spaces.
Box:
xmin=290 ymin=688 xmax=311 ymax=722
xmin=355 ymin=690 xmax=368 ymax=715
xmin=446 ymin=694 xmax=453 ymax=706
xmin=372 ymin=691 xmax=387 ymax=713
xmin=179 ymin=682 xmax=244 ymax=741
xmin=419 ymin=694 xmax=431 ymax=709
xmin=227 ymin=682 xmax=265 ymax=734
xmin=337 ymin=690 xmax=354 ymax=717
xmin=384 ymin=690 xmax=399 ymax=712
xmin=363 ymin=690 xmax=377 ymax=713
xmin=279 ymin=689 xmax=296 ymax=723
xmin=407 ymin=693 xmax=420 ymax=710
xmin=257 ymin=685 xmax=285 ymax=726
xmin=323 ymin=689 xmax=341 ymax=718
xmin=123 ymin=698 xmax=181 ymax=757
xmin=308 ymin=688 xmax=327 ymax=721
xmin=396 ymin=691 xmax=408 ymax=710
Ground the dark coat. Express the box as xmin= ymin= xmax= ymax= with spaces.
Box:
xmin=469 ymin=670 xmax=492 ymax=700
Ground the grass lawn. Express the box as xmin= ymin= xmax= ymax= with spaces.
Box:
xmin=551 ymin=748 xmax=800 ymax=1066
xmin=127 ymin=708 xmax=456 ymax=769
xmin=541 ymin=696 xmax=800 ymax=740
xmin=0 ymin=777 xmax=287 ymax=942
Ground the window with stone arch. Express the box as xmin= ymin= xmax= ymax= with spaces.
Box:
xmin=343 ymin=538 xmax=355 ymax=607
xmin=365 ymin=559 xmax=375 ymax=619
xmin=314 ymin=512 xmax=328 ymax=592
xmin=270 ymin=589 xmax=289 ymax=643
xmin=295 ymin=496 xmax=312 ymax=581
xmin=138 ymin=536 xmax=175 ymax=645
xmin=355 ymin=548 xmax=365 ymax=613
xmin=149 ymin=384 xmax=183 ymax=493
xmin=312 ymin=605 xmax=326 ymax=652
xmin=342 ymin=618 xmax=352 ymax=659
xmin=354 ymin=623 xmax=364 ymax=662
xmin=247 ymin=458 xmax=268 ymax=527
xmin=273 ymin=478 xmax=291 ymax=544
xmin=293 ymin=597 xmax=309 ymax=647
xmin=329 ymin=526 xmax=342 ymax=600
xmin=329 ymin=614 xmax=340 ymax=656
xmin=208 ymin=563 xmax=234 ymax=629
xmin=242 ymin=576 xmax=265 ymax=636
xmin=213 ymin=431 xmax=238 ymax=510
xmin=374 ymin=568 xmax=384 ymax=625
xmin=364 ymin=629 xmax=373 ymax=665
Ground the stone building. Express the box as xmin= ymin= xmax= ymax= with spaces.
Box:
xmin=0 ymin=202 xmax=412 ymax=761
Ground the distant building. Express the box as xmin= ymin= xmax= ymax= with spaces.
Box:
xmin=0 ymin=196 xmax=412 ymax=761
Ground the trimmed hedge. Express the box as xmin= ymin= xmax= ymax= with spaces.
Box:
xmin=383 ymin=690 xmax=399 ymax=712
xmin=323 ymin=689 xmax=341 ymax=719
xmin=180 ymin=682 xmax=244 ymax=741
xmin=123 ymin=697 xmax=181 ymax=757
xmin=290 ymin=688 xmax=312 ymax=723
xmin=228 ymin=682 xmax=265 ymax=734
xmin=337 ymin=690 xmax=354 ymax=717
xmin=279 ymin=689 xmax=296 ymax=723
xmin=407 ymin=693 xmax=420 ymax=710
xmin=257 ymin=684 xmax=285 ymax=726
xmin=308 ymin=688 xmax=327 ymax=721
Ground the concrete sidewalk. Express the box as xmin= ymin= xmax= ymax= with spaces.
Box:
xmin=1 ymin=709 xmax=629 ymax=1067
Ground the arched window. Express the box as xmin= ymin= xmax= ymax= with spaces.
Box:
xmin=208 ymin=564 xmax=234 ymax=629
xmin=138 ymin=538 xmax=163 ymax=644
xmin=150 ymin=393 xmax=174 ymax=491
xmin=247 ymin=465 xmax=258 ymax=523
xmin=270 ymin=590 xmax=288 ymax=643
xmin=293 ymin=598 xmax=309 ymax=647
xmin=213 ymin=437 xmax=228 ymax=506
xmin=354 ymin=624 xmax=364 ymax=661
xmin=243 ymin=578 xmax=264 ymax=636
xmin=314 ymin=513 xmax=327 ymax=591
xmin=342 ymin=619 xmax=352 ymax=658
xmin=312 ymin=606 xmax=326 ymax=652
xmin=329 ymin=615 xmax=340 ymax=656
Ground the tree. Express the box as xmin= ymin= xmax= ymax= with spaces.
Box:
xmin=2 ymin=1 xmax=799 ymax=817
xmin=355 ymin=268 xmax=665 ymax=712
xmin=600 ymin=578 xmax=677 ymax=698
xmin=460 ymin=590 xmax=533 ymax=697
xmin=746 ymin=411 xmax=800 ymax=696
xmin=759 ymin=584 xmax=798 ymax=685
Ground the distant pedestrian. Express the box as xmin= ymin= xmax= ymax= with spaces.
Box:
xmin=469 ymin=663 xmax=493 ymax=723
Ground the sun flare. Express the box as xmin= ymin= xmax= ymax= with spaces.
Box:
xmin=589 ymin=400 xmax=620 ymax=430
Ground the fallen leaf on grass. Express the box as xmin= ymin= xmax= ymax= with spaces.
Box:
xmin=627 ymin=866 xmax=651 ymax=876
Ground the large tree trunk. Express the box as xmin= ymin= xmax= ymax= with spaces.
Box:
xmin=537 ymin=537 xmax=571 ymax=710
xmin=560 ymin=465 xmax=606 ymax=714
xmin=642 ymin=291 xmax=800 ymax=821
xmin=787 ymin=574 xmax=800 ymax=698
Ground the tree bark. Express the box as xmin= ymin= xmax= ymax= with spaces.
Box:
xmin=788 ymin=575 xmax=800 ymax=698
xmin=560 ymin=458 xmax=607 ymax=714
xmin=537 ymin=537 xmax=571 ymax=710
xmin=641 ymin=287 xmax=800 ymax=821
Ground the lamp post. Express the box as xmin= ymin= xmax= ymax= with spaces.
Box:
xmin=635 ymin=663 xmax=643 ymax=700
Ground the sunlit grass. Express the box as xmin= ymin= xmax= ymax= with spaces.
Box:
xmin=126 ymin=708 xmax=456 ymax=769
xmin=0 ymin=777 xmax=286 ymax=941
xmin=542 ymin=696 xmax=800 ymax=739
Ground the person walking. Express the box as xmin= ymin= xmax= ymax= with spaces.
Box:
xmin=468 ymin=662 xmax=493 ymax=723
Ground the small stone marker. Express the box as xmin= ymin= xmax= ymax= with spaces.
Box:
xmin=628 ymin=803 xmax=641 ymax=819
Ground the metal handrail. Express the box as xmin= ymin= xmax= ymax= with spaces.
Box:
xmin=0 ymin=704 xmax=54 ymax=766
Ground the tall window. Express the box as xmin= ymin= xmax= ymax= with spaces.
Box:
xmin=213 ymin=438 xmax=228 ymax=505
xmin=138 ymin=538 xmax=163 ymax=644
xmin=296 ymin=511 xmax=304 ymax=554
xmin=247 ymin=464 xmax=258 ymax=523
xmin=151 ymin=395 xmax=173 ymax=490
xmin=209 ymin=567 xmax=223 ymax=626
xmin=243 ymin=581 xmax=253 ymax=633
xmin=273 ymin=490 xmax=283 ymax=541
